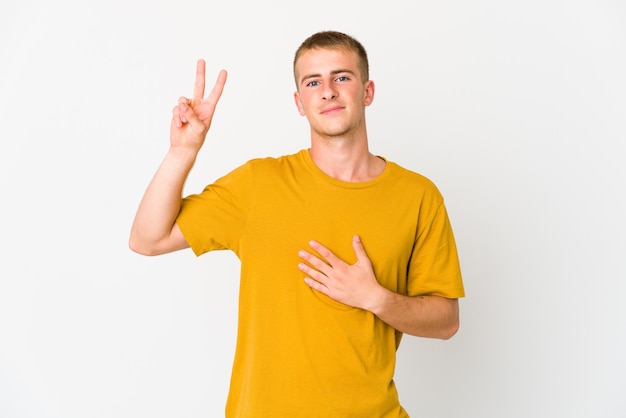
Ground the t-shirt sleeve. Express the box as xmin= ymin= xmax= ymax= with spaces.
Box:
xmin=407 ymin=193 xmax=465 ymax=299
xmin=176 ymin=162 xmax=253 ymax=257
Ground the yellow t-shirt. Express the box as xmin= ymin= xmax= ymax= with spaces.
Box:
xmin=177 ymin=149 xmax=464 ymax=417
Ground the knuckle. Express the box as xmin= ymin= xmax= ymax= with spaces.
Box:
xmin=320 ymin=248 xmax=331 ymax=257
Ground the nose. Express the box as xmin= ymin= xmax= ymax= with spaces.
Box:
xmin=322 ymin=83 xmax=338 ymax=100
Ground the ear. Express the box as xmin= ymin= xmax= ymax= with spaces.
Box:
xmin=294 ymin=91 xmax=306 ymax=116
xmin=363 ymin=80 xmax=375 ymax=106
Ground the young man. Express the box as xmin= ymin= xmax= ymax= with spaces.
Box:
xmin=130 ymin=31 xmax=464 ymax=417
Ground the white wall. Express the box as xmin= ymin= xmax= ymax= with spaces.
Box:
xmin=1 ymin=1 xmax=624 ymax=417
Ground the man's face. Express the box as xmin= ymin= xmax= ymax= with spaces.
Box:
xmin=294 ymin=48 xmax=374 ymax=140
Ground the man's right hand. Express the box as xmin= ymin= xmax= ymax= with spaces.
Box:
xmin=129 ymin=61 xmax=227 ymax=256
xmin=170 ymin=59 xmax=227 ymax=152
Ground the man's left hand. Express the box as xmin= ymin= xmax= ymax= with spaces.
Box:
xmin=298 ymin=235 xmax=383 ymax=310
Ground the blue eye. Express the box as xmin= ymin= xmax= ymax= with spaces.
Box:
xmin=307 ymin=81 xmax=320 ymax=87
xmin=336 ymin=76 xmax=349 ymax=82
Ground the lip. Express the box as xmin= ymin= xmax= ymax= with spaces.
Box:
xmin=320 ymin=106 xmax=344 ymax=115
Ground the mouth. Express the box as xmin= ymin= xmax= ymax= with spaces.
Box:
xmin=320 ymin=106 xmax=344 ymax=115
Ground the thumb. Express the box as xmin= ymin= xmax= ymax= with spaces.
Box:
xmin=352 ymin=235 xmax=370 ymax=264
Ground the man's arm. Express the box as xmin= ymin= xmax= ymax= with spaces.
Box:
xmin=365 ymin=289 xmax=459 ymax=340
xmin=298 ymin=235 xmax=460 ymax=339
xmin=129 ymin=60 xmax=227 ymax=256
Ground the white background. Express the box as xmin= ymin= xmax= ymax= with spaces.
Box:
xmin=1 ymin=0 xmax=625 ymax=417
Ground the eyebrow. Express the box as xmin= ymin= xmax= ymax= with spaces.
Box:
xmin=299 ymin=69 xmax=356 ymax=86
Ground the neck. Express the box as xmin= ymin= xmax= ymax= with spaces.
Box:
xmin=309 ymin=134 xmax=385 ymax=182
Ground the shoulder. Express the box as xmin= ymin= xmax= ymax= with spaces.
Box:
xmin=386 ymin=160 xmax=443 ymax=198
xmin=242 ymin=149 xmax=306 ymax=172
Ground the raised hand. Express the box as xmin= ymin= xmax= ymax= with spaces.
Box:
xmin=170 ymin=59 xmax=227 ymax=152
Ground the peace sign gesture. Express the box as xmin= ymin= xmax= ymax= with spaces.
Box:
xmin=170 ymin=59 xmax=227 ymax=152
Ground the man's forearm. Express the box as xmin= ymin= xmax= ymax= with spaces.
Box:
xmin=367 ymin=290 xmax=459 ymax=339
xmin=129 ymin=147 xmax=197 ymax=255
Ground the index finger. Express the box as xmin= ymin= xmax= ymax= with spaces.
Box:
xmin=193 ymin=59 xmax=206 ymax=100
xmin=308 ymin=240 xmax=340 ymax=266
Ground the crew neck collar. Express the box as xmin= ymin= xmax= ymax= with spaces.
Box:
xmin=300 ymin=149 xmax=390 ymax=189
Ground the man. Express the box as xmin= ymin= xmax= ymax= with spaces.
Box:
xmin=130 ymin=31 xmax=464 ymax=417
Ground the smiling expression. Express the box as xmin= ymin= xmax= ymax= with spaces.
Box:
xmin=294 ymin=48 xmax=375 ymax=141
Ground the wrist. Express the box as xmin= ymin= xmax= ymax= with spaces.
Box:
xmin=167 ymin=145 xmax=198 ymax=165
xmin=363 ymin=285 xmax=394 ymax=315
